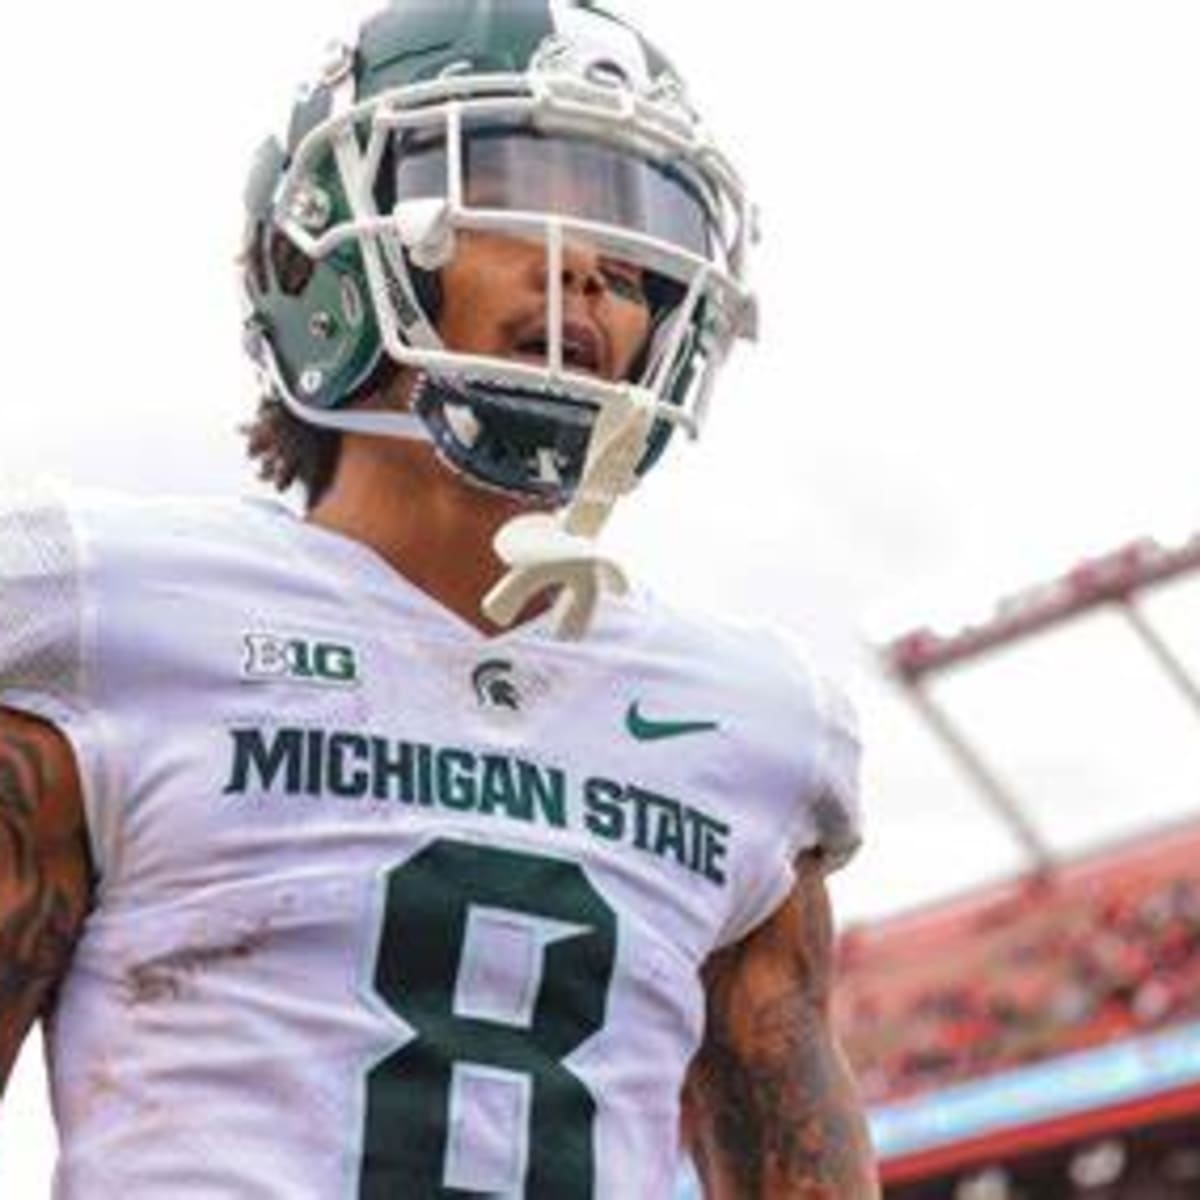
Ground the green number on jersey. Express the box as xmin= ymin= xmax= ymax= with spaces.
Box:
xmin=360 ymin=839 xmax=617 ymax=1198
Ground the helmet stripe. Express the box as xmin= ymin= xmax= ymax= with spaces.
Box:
xmin=548 ymin=1 xmax=654 ymax=88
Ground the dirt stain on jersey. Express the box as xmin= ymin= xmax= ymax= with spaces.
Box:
xmin=122 ymin=926 xmax=271 ymax=1006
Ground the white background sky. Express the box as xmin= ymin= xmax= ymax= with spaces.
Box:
xmin=1 ymin=0 xmax=1198 ymax=1191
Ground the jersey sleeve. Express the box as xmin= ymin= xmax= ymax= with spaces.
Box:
xmin=806 ymin=672 xmax=864 ymax=878
xmin=0 ymin=481 xmax=89 ymax=717
xmin=759 ymin=622 xmax=865 ymax=871
xmin=715 ymin=634 xmax=864 ymax=948
xmin=0 ymin=481 xmax=118 ymax=875
xmin=800 ymin=665 xmax=863 ymax=872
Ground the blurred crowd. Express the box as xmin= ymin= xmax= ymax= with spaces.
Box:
xmin=837 ymin=870 xmax=1200 ymax=1105
xmin=889 ymin=1137 xmax=1200 ymax=1200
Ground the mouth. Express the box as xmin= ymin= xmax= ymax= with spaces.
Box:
xmin=510 ymin=321 xmax=608 ymax=377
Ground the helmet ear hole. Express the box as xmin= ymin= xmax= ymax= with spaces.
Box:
xmin=270 ymin=229 xmax=316 ymax=297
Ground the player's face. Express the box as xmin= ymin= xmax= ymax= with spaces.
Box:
xmin=436 ymin=230 xmax=653 ymax=384
xmin=394 ymin=134 xmax=662 ymax=385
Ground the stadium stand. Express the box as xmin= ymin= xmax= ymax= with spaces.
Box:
xmin=838 ymin=820 xmax=1200 ymax=1103
xmin=836 ymin=821 xmax=1200 ymax=1197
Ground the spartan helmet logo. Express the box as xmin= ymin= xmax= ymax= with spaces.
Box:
xmin=471 ymin=659 xmax=521 ymax=711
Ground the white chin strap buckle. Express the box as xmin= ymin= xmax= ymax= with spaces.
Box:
xmin=483 ymin=386 xmax=658 ymax=640
xmin=485 ymin=516 xmax=630 ymax=640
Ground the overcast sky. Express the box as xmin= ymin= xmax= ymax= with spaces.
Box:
xmin=2 ymin=0 xmax=1198 ymax=1187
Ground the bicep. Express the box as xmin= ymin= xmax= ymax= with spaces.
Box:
xmin=0 ymin=707 xmax=91 ymax=1098
xmin=685 ymin=857 xmax=879 ymax=1199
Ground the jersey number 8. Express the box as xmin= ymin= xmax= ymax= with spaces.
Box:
xmin=361 ymin=839 xmax=618 ymax=1197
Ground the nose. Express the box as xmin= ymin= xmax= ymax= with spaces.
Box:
xmin=536 ymin=237 xmax=607 ymax=301
xmin=564 ymin=239 xmax=607 ymax=298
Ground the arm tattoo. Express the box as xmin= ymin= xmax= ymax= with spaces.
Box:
xmin=0 ymin=729 xmax=89 ymax=1093
xmin=691 ymin=869 xmax=877 ymax=1198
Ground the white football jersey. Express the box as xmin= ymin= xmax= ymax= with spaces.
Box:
xmin=0 ymin=484 xmax=861 ymax=1200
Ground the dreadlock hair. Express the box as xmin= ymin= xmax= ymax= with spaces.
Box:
xmin=242 ymin=394 xmax=341 ymax=511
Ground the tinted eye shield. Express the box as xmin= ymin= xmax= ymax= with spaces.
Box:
xmin=392 ymin=121 xmax=720 ymax=265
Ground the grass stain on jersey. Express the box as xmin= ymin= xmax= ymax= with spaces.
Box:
xmin=122 ymin=926 xmax=272 ymax=1006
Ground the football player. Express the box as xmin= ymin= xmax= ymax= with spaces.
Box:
xmin=0 ymin=2 xmax=877 ymax=1196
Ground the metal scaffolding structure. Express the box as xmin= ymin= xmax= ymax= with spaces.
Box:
xmin=878 ymin=531 xmax=1200 ymax=869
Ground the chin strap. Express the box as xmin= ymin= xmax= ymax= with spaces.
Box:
xmin=483 ymin=387 xmax=658 ymax=639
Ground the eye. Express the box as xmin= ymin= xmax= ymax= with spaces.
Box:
xmin=600 ymin=263 xmax=647 ymax=304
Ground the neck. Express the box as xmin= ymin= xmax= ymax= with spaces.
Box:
xmin=307 ymin=434 xmax=551 ymax=636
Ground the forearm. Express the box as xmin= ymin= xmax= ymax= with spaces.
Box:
xmin=688 ymin=861 xmax=879 ymax=1199
xmin=689 ymin=992 xmax=878 ymax=1199
xmin=0 ymin=716 xmax=90 ymax=1099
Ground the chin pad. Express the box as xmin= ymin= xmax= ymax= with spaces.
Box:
xmin=411 ymin=373 xmax=678 ymax=502
xmin=411 ymin=374 xmax=599 ymax=501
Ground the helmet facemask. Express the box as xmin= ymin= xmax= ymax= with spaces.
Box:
xmin=254 ymin=43 xmax=756 ymax=503
xmin=242 ymin=9 xmax=758 ymax=636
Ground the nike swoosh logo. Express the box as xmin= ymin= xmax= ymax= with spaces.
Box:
xmin=626 ymin=703 xmax=720 ymax=742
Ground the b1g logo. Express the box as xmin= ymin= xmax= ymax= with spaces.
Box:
xmin=242 ymin=634 xmax=360 ymax=687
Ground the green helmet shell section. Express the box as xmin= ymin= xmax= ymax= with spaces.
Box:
xmin=243 ymin=0 xmax=680 ymax=416
xmin=350 ymin=1 xmax=672 ymax=102
xmin=356 ymin=0 xmax=554 ymax=94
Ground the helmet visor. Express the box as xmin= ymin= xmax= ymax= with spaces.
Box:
xmin=393 ymin=121 xmax=718 ymax=260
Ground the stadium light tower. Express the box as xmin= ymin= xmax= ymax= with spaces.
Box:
xmin=878 ymin=532 xmax=1200 ymax=869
